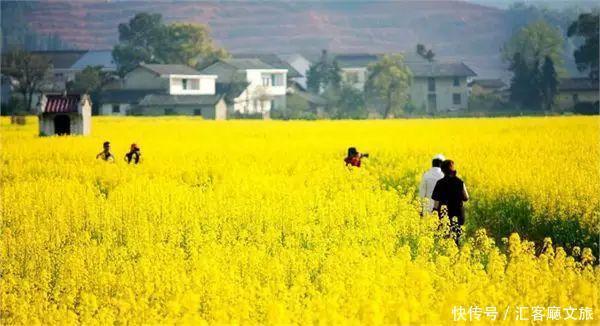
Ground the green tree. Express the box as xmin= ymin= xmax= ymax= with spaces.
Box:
xmin=306 ymin=50 xmax=341 ymax=94
xmin=112 ymin=13 xmax=226 ymax=75
xmin=540 ymin=56 xmax=558 ymax=112
xmin=1 ymin=47 xmax=50 ymax=113
xmin=159 ymin=23 xmax=227 ymax=67
xmin=364 ymin=54 xmax=412 ymax=118
xmin=508 ymin=52 xmax=542 ymax=110
xmin=112 ymin=13 xmax=165 ymax=75
xmin=336 ymin=85 xmax=367 ymax=119
xmin=67 ymin=66 xmax=114 ymax=114
xmin=567 ymin=12 xmax=599 ymax=81
xmin=502 ymin=20 xmax=565 ymax=75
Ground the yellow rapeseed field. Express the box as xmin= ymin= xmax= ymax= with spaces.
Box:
xmin=1 ymin=116 xmax=599 ymax=324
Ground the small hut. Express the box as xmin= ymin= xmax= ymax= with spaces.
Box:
xmin=38 ymin=93 xmax=91 ymax=136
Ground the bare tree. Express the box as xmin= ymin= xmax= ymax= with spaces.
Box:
xmin=2 ymin=48 xmax=51 ymax=113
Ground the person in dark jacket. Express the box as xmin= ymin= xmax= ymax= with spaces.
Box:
xmin=125 ymin=143 xmax=141 ymax=164
xmin=432 ymin=159 xmax=469 ymax=244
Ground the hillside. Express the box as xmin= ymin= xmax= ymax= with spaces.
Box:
xmin=11 ymin=1 xmax=520 ymax=77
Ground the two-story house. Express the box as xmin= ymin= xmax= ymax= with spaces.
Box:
xmin=99 ymin=63 xmax=226 ymax=119
xmin=200 ymin=59 xmax=288 ymax=118
xmin=333 ymin=53 xmax=476 ymax=113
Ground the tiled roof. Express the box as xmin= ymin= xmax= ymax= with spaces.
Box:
xmin=71 ymin=50 xmax=116 ymax=71
xmin=140 ymin=64 xmax=202 ymax=76
xmin=223 ymin=58 xmax=275 ymax=70
xmin=468 ymin=79 xmax=506 ymax=89
xmin=99 ymin=90 xmax=159 ymax=104
xmin=233 ymin=53 xmax=300 ymax=77
xmin=408 ymin=62 xmax=477 ymax=77
xmin=138 ymin=94 xmax=223 ymax=106
xmin=558 ymin=78 xmax=598 ymax=91
xmin=43 ymin=94 xmax=81 ymax=113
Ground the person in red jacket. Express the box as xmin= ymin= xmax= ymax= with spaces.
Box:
xmin=344 ymin=147 xmax=369 ymax=167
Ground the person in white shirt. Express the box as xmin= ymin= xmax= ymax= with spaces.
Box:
xmin=419 ymin=154 xmax=445 ymax=216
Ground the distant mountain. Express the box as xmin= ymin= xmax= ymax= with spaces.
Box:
xmin=2 ymin=0 xmax=592 ymax=78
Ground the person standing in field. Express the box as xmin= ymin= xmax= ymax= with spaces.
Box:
xmin=96 ymin=141 xmax=115 ymax=162
xmin=344 ymin=147 xmax=369 ymax=167
xmin=419 ymin=154 xmax=445 ymax=216
xmin=432 ymin=159 xmax=469 ymax=244
xmin=125 ymin=143 xmax=141 ymax=164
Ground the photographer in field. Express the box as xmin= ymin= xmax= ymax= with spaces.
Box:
xmin=344 ymin=147 xmax=369 ymax=167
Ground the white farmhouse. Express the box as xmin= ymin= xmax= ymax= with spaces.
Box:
xmin=99 ymin=64 xmax=226 ymax=119
xmin=333 ymin=53 xmax=477 ymax=113
xmin=201 ymin=59 xmax=288 ymax=118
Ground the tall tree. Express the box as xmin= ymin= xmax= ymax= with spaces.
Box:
xmin=112 ymin=13 xmax=226 ymax=75
xmin=67 ymin=66 xmax=114 ymax=114
xmin=306 ymin=50 xmax=341 ymax=94
xmin=112 ymin=13 xmax=165 ymax=75
xmin=567 ymin=12 xmax=599 ymax=81
xmin=540 ymin=56 xmax=558 ymax=112
xmin=364 ymin=54 xmax=412 ymax=118
xmin=502 ymin=20 xmax=565 ymax=74
xmin=1 ymin=48 xmax=50 ymax=113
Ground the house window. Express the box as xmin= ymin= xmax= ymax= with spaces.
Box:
xmin=194 ymin=109 xmax=202 ymax=116
xmin=272 ymin=74 xmax=284 ymax=86
xmin=428 ymin=77 xmax=436 ymax=92
xmin=112 ymin=104 xmax=120 ymax=113
xmin=190 ymin=79 xmax=200 ymax=90
xmin=262 ymin=75 xmax=271 ymax=86
xmin=572 ymin=94 xmax=579 ymax=103
xmin=453 ymin=77 xmax=460 ymax=86
xmin=453 ymin=93 xmax=461 ymax=105
xmin=270 ymin=99 xmax=276 ymax=110
xmin=182 ymin=79 xmax=188 ymax=90
xmin=346 ymin=72 xmax=359 ymax=84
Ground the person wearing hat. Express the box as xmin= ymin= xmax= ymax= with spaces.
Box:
xmin=96 ymin=141 xmax=115 ymax=162
xmin=125 ymin=143 xmax=141 ymax=164
xmin=432 ymin=159 xmax=469 ymax=244
xmin=344 ymin=147 xmax=369 ymax=167
xmin=419 ymin=154 xmax=445 ymax=215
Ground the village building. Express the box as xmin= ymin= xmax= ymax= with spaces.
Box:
xmin=98 ymin=63 xmax=226 ymax=119
xmin=556 ymin=77 xmax=599 ymax=111
xmin=278 ymin=53 xmax=312 ymax=90
xmin=37 ymin=93 xmax=91 ymax=136
xmin=200 ymin=59 xmax=288 ymax=118
xmin=468 ymin=79 xmax=507 ymax=96
xmin=332 ymin=53 xmax=477 ymax=113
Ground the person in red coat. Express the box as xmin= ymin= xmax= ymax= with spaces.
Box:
xmin=344 ymin=147 xmax=368 ymax=167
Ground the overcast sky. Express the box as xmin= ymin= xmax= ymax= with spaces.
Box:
xmin=466 ymin=0 xmax=598 ymax=9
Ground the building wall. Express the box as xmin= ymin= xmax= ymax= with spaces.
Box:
xmin=230 ymin=69 xmax=287 ymax=115
xmin=39 ymin=113 xmax=90 ymax=136
xmin=410 ymin=77 xmax=469 ymax=112
xmin=341 ymin=67 xmax=368 ymax=90
xmin=169 ymin=76 xmax=216 ymax=95
xmin=100 ymin=103 xmax=131 ymax=115
xmin=124 ymin=68 xmax=167 ymax=90
xmin=556 ymin=90 xmax=599 ymax=111
xmin=136 ymin=104 xmax=225 ymax=119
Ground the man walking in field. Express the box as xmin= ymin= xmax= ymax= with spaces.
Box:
xmin=432 ymin=159 xmax=469 ymax=244
xmin=96 ymin=141 xmax=115 ymax=162
xmin=419 ymin=154 xmax=445 ymax=216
